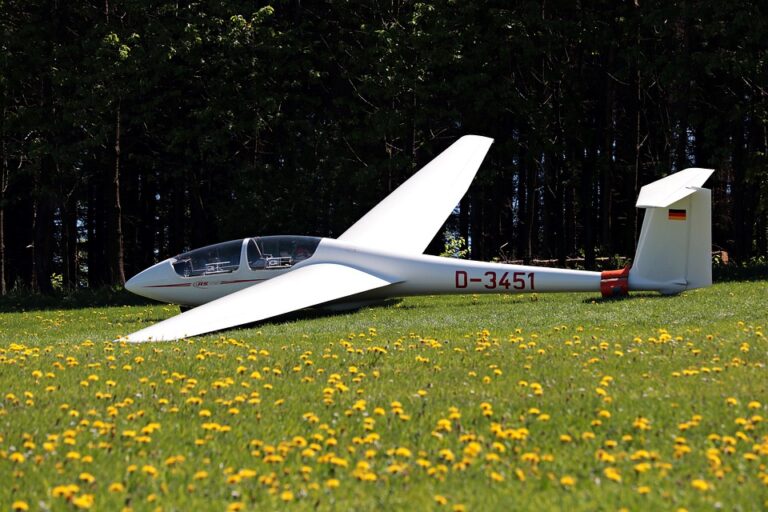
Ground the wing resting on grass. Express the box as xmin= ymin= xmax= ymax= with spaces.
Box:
xmin=122 ymin=263 xmax=395 ymax=342
xmin=339 ymin=135 xmax=494 ymax=254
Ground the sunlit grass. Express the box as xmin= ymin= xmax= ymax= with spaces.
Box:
xmin=1 ymin=280 xmax=767 ymax=510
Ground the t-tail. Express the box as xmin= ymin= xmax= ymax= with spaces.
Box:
xmin=602 ymin=168 xmax=714 ymax=296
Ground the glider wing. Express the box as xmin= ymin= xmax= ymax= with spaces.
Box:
xmin=339 ymin=135 xmax=493 ymax=254
xmin=122 ymin=263 xmax=395 ymax=342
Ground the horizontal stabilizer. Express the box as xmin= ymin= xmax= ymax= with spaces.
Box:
xmin=636 ymin=168 xmax=714 ymax=208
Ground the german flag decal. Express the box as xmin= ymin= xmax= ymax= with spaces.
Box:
xmin=668 ymin=209 xmax=687 ymax=221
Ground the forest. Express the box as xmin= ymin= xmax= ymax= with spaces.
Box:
xmin=1 ymin=0 xmax=766 ymax=293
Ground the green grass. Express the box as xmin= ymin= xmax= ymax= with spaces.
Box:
xmin=1 ymin=281 xmax=767 ymax=511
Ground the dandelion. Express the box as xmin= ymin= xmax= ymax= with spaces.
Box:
xmin=604 ymin=467 xmax=622 ymax=482
xmin=72 ymin=494 xmax=94 ymax=509
xmin=691 ymin=479 xmax=711 ymax=492
xmin=141 ymin=465 xmax=158 ymax=477
xmin=108 ymin=482 xmax=125 ymax=493
xmin=434 ymin=495 xmax=449 ymax=506
xmin=560 ymin=475 xmax=576 ymax=487
xmin=11 ymin=501 xmax=29 ymax=512
xmin=79 ymin=472 xmax=96 ymax=484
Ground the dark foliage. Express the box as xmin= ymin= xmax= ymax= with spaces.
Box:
xmin=1 ymin=1 xmax=766 ymax=293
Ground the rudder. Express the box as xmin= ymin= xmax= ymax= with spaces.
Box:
xmin=628 ymin=168 xmax=714 ymax=294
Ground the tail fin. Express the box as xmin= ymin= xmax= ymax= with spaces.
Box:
xmin=628 ymin=168 xmax=714 ymax=294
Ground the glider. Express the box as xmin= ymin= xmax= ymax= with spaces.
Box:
xmin=123 ymin=135 xmax=714 ymax=342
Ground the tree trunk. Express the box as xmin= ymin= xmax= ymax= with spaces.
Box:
xmin=33 ymin=157 xmax=55 ymax=294
xmin=111 ymin=100 xmax=126 ymax=285
xmin=0 ymin=125 xmax=7 ymax=295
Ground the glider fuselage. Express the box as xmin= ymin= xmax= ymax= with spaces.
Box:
xmin=126 ymin=237 xmax=601 ymax=307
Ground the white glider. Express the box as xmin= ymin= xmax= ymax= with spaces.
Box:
xmin=123 ymin=135 xmax=714 ymax=342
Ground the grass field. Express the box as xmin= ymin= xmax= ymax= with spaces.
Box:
xmin=1 ymin=280 xmax=767 ymax=511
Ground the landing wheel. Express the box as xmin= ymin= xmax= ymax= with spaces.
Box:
xmin=179 ymin=305 xmax=195 ymax=313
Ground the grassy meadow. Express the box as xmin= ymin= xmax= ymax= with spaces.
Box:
xmin=0 ymin=280 xmax=767 ymax=511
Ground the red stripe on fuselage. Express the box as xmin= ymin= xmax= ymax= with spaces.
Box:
xmin=145 ymin=278 xmax=265 ymax=288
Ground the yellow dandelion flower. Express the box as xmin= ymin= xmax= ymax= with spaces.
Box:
xmin=395 ymin=447 xmax=412 ymax=458
xmin=79 ymin=472 xmax=96 ymax=484
xmin=634 ymin=462 xmax=652 ymax=473
xmin=11 ymin=501 xmax=29 ymax=512
xmin=325 ymin=478 xmax=340 ymax=489
xmin=691 ymin=478 xmax=711 ymax=492
xmin=108 ymin=482 xmax=125 ymax=493
xmin=280 ymin=490 xmax=294 ymax=502
xmin=604 ymin=467 xmax=622 ymax=482
xmin=560 ymin=475 xmax=576 ymax=487
xmin=141 ymin=465 xmax=158 ymax=477
xmin=227 ymin=503 xmax=245 ymax=512
xmin=434 ymin=495 xmax=448 ymax=506
xmin=72 ymin=494 xmax=94 ymax=509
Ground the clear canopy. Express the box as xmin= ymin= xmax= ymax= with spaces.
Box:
xmin=171 ymin=240 xmax=243 ymax=277
xmin=171 ymin=236 xmax=321 ymax=277
xmin=247 ymin=236 xmax=320 ymax=270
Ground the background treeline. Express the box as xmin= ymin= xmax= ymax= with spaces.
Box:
xmin=1 ymin=1 xmax=767 ymax=293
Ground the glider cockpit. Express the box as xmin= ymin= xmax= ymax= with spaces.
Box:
xmin=127 ymin=235 xmax=322 ymax=306
xmin=171 ymin=236 xmax=321 ymax=277
xmin=246 ymin=236 xmax=321 ymax=270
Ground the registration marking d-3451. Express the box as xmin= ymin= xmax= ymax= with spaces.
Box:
xmin=455 ymin=270 xmax=535 ymax=290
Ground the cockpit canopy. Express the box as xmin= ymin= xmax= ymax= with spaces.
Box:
xmin=171 ymin=236 xmax=321 ymax=277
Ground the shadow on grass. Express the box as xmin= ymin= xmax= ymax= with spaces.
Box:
xmin=582 ymin=292 xmax=680 ymax=305
xmin=122 ymin=298 xmax=404 ymax=335
xmin=0 ymin=288 xmax=154 ymax=313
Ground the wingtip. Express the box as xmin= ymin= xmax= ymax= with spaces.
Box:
xmin=461 ymin=134 xmax=494 ymax=145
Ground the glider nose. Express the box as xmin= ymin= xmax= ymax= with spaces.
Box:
xmin=125 ymin=274 xmax=140 ymax=294
xmin=124 ymin=261 xmax=172 ymax=299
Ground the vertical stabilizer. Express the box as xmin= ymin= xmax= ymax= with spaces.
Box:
xmin=628 ymin=168 xmax=714 ymax=294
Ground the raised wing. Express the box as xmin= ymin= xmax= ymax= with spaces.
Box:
xmin=339 ymin=135 xmax=493 ymax=254
xmin=121 ymin=263 xmax=394 ymax=342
